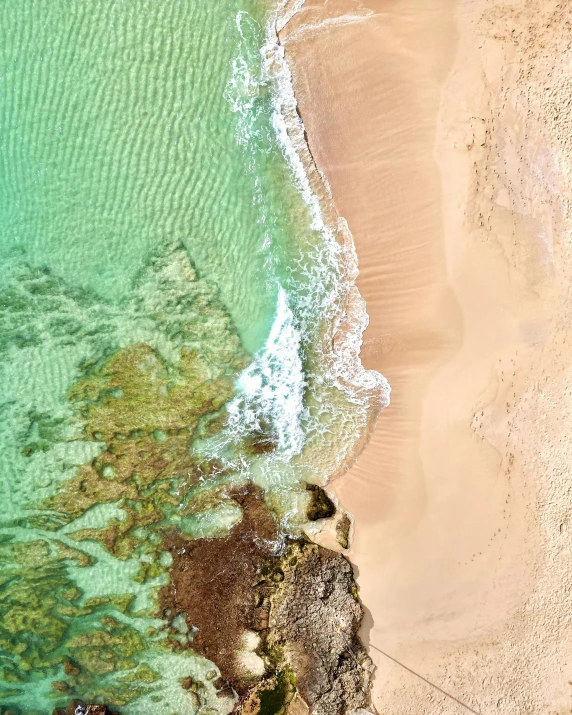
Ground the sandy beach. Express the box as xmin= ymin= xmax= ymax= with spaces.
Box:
xmin=281 ymin=0 xmax=572 ymax=712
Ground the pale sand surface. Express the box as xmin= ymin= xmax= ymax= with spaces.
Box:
xmin=282 ymin=1 xmax=572 ymax=712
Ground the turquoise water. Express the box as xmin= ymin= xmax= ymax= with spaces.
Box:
xmin=0 ymin=1 xmax=387 ymax=712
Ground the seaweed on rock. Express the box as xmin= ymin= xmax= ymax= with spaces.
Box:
xmin=159 ymin=484 xmax=373 ymax=715
xmin=1 ymin=244 xmax=373 ymax=714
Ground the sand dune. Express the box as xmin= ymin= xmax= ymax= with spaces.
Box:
xmin=282 ymin=0 xmax=572 ymax=712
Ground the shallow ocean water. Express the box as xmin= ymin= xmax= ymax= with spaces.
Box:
xmin=0 ymin=1 xmax=387 ymax=712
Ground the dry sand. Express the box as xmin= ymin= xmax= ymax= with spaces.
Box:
xmin=281 ymin=1 xmax=572 ymax=712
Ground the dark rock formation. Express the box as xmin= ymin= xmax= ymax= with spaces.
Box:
xmin=305 ymin=484 xmax=336 ymax=522
xmin=159 ymin=483 xmax=373 ymax=714
xmin=63 ymin=485 xmax=372 ymax=715
xmin=268 ymin=541 xmax=372 ymax=715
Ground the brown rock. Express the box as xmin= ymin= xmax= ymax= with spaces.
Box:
xmin=305 ymin=484 xmax=336 ymax=521
xmin=159 ymin=484 xmax=280 ymax=694
xmin=252 ymin=605 xmax=269 ymax=631
xmin=63 ymin=659 xmax=80 ymax=677
xmin=335 ymin=513 xmax=351 ymax=550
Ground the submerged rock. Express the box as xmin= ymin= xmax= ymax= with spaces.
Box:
xmin=159 ymin=484 xmax=283 ymax=694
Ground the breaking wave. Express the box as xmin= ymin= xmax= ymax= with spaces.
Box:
xmin=210 ymin=0 xmax=390 ymax=500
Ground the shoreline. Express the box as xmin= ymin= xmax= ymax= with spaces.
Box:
xmin=280 ymin=0 xmax=572 ymax=712
xmin=268 ymin=0 xmax=391 ymax=482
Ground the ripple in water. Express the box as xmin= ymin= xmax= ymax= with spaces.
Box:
xmin=0 ymin=0 xmax=388 ymax=712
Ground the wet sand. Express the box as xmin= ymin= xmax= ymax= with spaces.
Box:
xmin=281 ymin=0 xmax=572 ymax=712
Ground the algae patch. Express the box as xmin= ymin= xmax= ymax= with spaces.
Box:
xmin=0 ymin=245 xmax=251 ymax=711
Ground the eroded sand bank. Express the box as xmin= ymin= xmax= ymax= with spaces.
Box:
xmin=281 ymin=1 xmax=572 ymax=712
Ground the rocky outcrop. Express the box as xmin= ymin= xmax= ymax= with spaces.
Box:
xmin=62 ymin=484 xmax=372 ymax=715
xmin=268 ymin=541 xmax=372 ymax=715
xmin=335 ymin=514 xmax=352 ymax=551
xmin=305 ymin=484 xmax=336 ymax=522
xmin=159 ymin=484 xmax=373 ymax=715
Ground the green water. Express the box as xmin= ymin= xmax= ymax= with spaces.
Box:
xmin=0 ymin=0 xmax=387 ymax=712
xmin=0 ymin=0 xmax=290 ymax=350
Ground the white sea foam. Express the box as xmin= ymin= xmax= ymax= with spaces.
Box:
xmin=224 ymin=11 xmax=264 ymax=148
xmin=217 ymin=0 xmax=390 ymax=496
xmin=279 ymin=9 xmax=374 ymax=43
xmin=265 ymin=2 xmax=390 ymax=454
xmin=275 ymin=0 xmax=306 ymax=33
xmin=226 ymin=287 xmax=307 ymax=460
